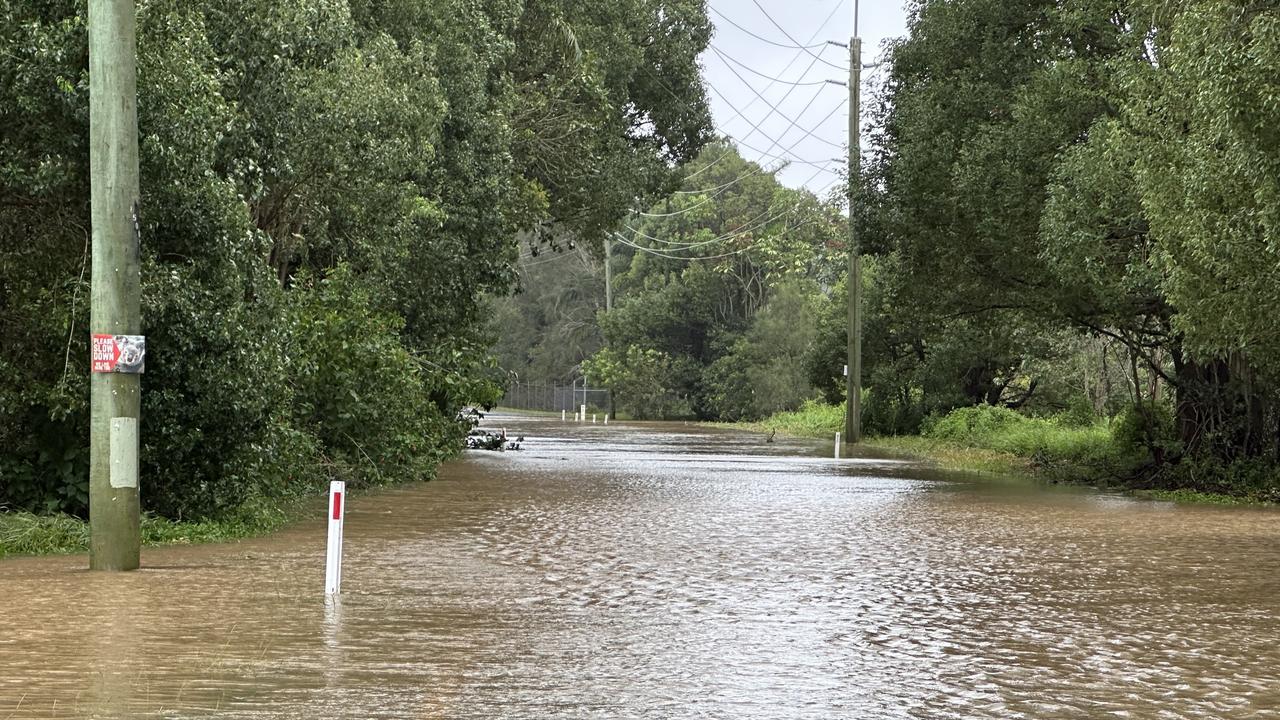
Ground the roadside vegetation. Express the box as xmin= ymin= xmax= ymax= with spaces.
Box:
xmin=498 ymin=0 xmax=1280 ymax=504
xmin=1 ymin=0 xmax=714 ymax=554
xmin=8 ymin=0 xmax=1280 ymax=560
xmin=753 ymin=402 xmax=1278 ymax=505
xmin=0 ymin=503 xmax=304 ymax=559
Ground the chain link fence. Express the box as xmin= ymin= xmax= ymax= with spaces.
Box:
xmin=498 ymin=380 xmax=611 ymax=414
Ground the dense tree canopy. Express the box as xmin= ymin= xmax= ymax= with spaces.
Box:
xmin=0 ymin=0 xmax=713 ymax=517
xmin=852 ymin=0 xmax=1280 ymax=482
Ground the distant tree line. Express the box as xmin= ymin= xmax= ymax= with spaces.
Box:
xmin=492 ymin=141 xmax=847 ymax=421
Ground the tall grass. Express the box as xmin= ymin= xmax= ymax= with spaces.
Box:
xmin=922 ymin=405 xmax=1117 ymax=468
xmin=0 ymin=497 xmax=307 ymax=559
xmin=743 ymin=401 xmax=1133 ymax=483
xmin=0 ymin=512 xmax=90 ymax=557
xmin=759 ymin=400 xmax=845 ymax=438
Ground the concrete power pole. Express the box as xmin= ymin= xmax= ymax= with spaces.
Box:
xmin=89 ymin=0 xmax=142 ymax=570
xmin=844 ymin=7 xmax=863 ymax=447
xmin=604 ymin=236 xmax=613 ymax=312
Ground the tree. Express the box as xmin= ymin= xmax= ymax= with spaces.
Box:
xmin=0 ymin=0 xmax=714 ymax=517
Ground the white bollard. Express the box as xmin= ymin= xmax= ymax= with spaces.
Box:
xmin=834 ymin=432 xmax=841 ymax=459
xmin=562 ymin=409 xmax=566 ymax=422
xmin=604 ymin=414 xmax=609 ymax=425
xmin=580 ymin=404 xmax=587 ymax=423
xmin=325 ymin=480 xmax=346 ymax=595
xmin=592 ymin=414 xmax=597 ymax=424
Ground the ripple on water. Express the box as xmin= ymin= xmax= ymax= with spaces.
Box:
xmin=5 ymin=414 xmax=1280 ymax=718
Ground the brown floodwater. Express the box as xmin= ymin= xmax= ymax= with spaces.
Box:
xmin=4 ymin=413 xmax=1280 ymax=718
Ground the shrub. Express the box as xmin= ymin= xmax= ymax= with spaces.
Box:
xmin=288 ymin=266 xmax=453 ymax=488
xmin=1111 ymin=401 xmax=1179 ymax=458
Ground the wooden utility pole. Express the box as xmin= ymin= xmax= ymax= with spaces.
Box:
xmin=89 ymin=0 xmax=142 ymax=570
xmin=844 ymin=6 xmax=863 ymax=447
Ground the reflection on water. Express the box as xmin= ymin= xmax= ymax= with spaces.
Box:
xmin=4 ymin=413 xmax=1280 ymax=718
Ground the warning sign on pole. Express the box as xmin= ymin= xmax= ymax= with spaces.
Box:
xmin=92 ymin=334 xmax=146 ymax=374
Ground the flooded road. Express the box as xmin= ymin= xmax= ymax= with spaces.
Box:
xmin=4 ymin=413 xmax=1280 ymax=718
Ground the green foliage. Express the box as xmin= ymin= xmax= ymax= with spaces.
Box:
xmin=701 ymin=282 xmax=819 ymax=421
xmin=1157 ymin=457 xmax=1280 ymax=504
xmin=860 ymin=0 xmax=1280 ymax=487
xmin=923 ymin=405 xmax=1118 ymax=472
xmin=0 ymin=512 xmax=89 ymax=558
xmin=565 ymin=144 xmax=843 ymax=420
xmin=0 ymin=501 xmax=307 ymax=558
xmin=583 ymin=344 xmax=691 ymax=419
xmin=288 ymin=266 xmax=452 ymax=489
xmin=141 ymin=265 xmax=319 ymax=520
xmin=488 ymin=247 xmax=605 ymax=385
xmin=1 ymin=0 xmax=712 ymax=520
xmin=1111 ymin=402 xmax=1179 ymax=457
xmin=758 ymin=399 xmax=846 ymax=439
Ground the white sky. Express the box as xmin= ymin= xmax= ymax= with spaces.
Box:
xmin=701 ymin=0 xmax=910 ymax=198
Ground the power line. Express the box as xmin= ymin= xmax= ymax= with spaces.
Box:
xmin=708 ymin=82 xmax=845 ymax=167
xmin=709 ymin=6 xmax=838 ymax=54
xmin=711 ymin=46 xmax=846 ymax=150
xmin=646 ymin=24 xmax=841 ymax=176
xmin=629 ymin=165 xmax=837 ymax=248
xmin=747 ymin=0 xmax=848 ymax=71
xmin=680 ymin=1 xmax=844 ymax=186
xmin=652 ymin=124 xmax=838 ymax=216
xmin=640 ymin=170 xmax=760 ymax=218
xmin=645 ymin=51 xmax=827 ymax=172
xmin=615 ymin=207 xmax=832 ymax=262
xmin=632 ymin=2 xmax=846 ymax=221
xmin=674 ymin=161 xmax=768 ymax=196
xmin=629 ymin=204 xmax=797 ymax=249
xmin=733 ymin=136 xmax=841 ymax=170
xmin=710 ymin=44 xmax=841 ymax=86
xmin=640 ymin=58 xmax=838 ymax=210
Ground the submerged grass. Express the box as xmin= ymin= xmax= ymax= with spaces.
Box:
xmin=1130 ymin=488 xmax=1264 ymax=506
xmin=0 ymin=496 xmax=310 ymax=560
xmin=732 ymin=401 xmax=1233 ymax=495
xmin=743 ymin=402 xmax=1280 ymax=506
xmin=860 ymin=436 xmax=1034 ymax=476
xmin=0 ymin=512 xmax=89 ymax=557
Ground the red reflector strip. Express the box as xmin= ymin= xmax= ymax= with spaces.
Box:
xmin=332 ymin=492 xmax=343 ymax=520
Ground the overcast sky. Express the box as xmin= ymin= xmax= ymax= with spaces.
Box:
xmin=700 ymin=0 xmax=910 ymax=197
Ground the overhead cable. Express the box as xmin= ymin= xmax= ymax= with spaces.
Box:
xmin=630 ymin=165 xmax=836 ymax=248
xmin=679 ymin=0 xmax=843 ymax=185
xmin=708 ymin=6 xmax=836 ymax=53
xmin=628 ymin=204 xmax=797 ymax=249
xmin=710 ymin=45 xmax=841 ymax=86
xmin=614 ymin=217 xmax=819 ymax=262
xmin=747 ymin=0 xmax=848 ymax=71
xmin=711 ymin=46 xmax=846 ymax=150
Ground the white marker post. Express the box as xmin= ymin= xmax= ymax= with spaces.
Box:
xmin=580 ymin=404 xmax=586 ymax=423
xmin=834 ymin=432 xmax=841 ymax=459
xmin=592 ymin=414 xmax=597 ymax=424
xmin=325 ymin=480 xmax=346 ymax=596
xmin=604 ymin=414 xmax=609 ymax=425
xmin=562 ymin=409 xmax=566 ymax=422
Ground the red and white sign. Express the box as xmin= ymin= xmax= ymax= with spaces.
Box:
xmin=92 ymin=334 xmax=146 ymax=374
xmin=325 ymin=480 xmax=346 ymax=595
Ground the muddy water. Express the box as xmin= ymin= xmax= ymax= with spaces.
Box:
xmin=4 ymin=414 xmax=1280 ymax=719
